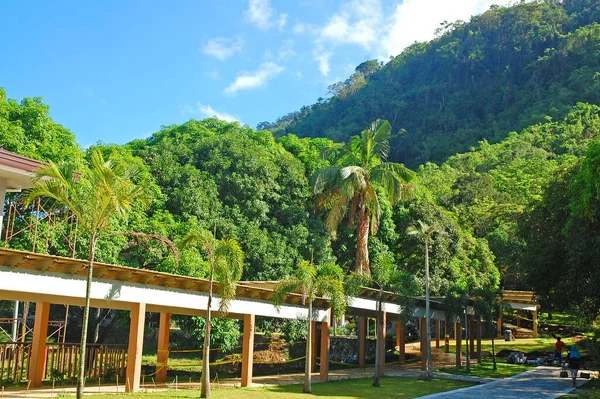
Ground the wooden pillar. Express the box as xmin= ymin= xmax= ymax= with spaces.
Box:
xmin=454 ymin=322 xmax=460 ymax=342
xmin=516 ymin=311 xmax=521 ymax=327
xmin=469 ymin=318 xmax=475 ymax=357
xmin=435 ymin=320 xmax=440 ymax=349
xmin=241 ymin=314 xmax=255 ymax=387
xmin=397 ymin=321 xmax=405 ymax=364
xmin=497 ymin=312 xmax=503 ymax=337
xmin=310 ymin=321 xmax=317 ymax=372
xmin=29 ymin=302 xmax=50 ymax=387
xmin=532 ymin=310 xmax=538 ymax=338
xmin=156 ymin=312 xmax=170 ymax=383
xmin=319 ymin=309 xmax=331 ymax=381
xmin=444 ymin=321 xmax=450 ymax=353
xmin=358 ymin=316 xmax=366 ymax=368
xmin=455 ymin=322 xmax=462 ymax=367
xmin=126 ymin=303 xmax=146 ymax=393
xmin=379 ymin=312 xmax=386 ymax=376
xmin=420 ymin=318 xmax=427 ymax=371
xmin=476 ymin=318 xmax=482 ymax=361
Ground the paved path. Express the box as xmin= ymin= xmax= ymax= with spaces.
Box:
xmin=417 ymin=366 xmax=585 ymax=399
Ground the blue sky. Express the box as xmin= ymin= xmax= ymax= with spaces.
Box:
xmin=1 ymin=0 xmax=513 ymax=147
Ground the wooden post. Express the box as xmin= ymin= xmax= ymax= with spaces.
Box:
xmin=420 ymin=318 xmax=427 ymax=371
xmin=435 ymin=320 xmax=440 ymax=349
xmin=126 ymin=303 xmax=146 ymax=393
xmin=379 ymin=312 xmax=386 ymax=376
xmin=516 ymin=311 xmax=521 ymax=327
xmin=532 ymin=310 xmax=538 ymax=338
xmin=444 ymin=321 xmax=450 ymax=353
xmin=455 ymin=322 xmax=462 ymax=367
xmin=397 ymin=321 xmax=405 ymax=364
xmin=476 ymin=318 xmax=482 ymax=361
xmin=358 ymin=316 xmax=366 ymax=368
xmin=469 ymin=318 xmax=475 ymax=357
xmin=29 ymin=302 xmax=50 ymax=387
xmin=241 ymin=314 xmax=255 ymax=387
xmin=454 ymin=322 xmax=460 ymax=342
xmin=310 ymin=321 xmax=317 ymax=373
xmin=319 ymin=309 xmax=331 ymax=381
xmin=497 ymin=312 xmax=503 ymax=337
xmin=156 ymin=312 xmax=170 ymax=383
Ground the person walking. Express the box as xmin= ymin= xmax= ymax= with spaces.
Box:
xmin=568 ymin=345 xmax=581 ymax=388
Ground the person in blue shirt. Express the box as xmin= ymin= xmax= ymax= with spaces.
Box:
xmin=568 ymin=345 xmax=581 ymax=388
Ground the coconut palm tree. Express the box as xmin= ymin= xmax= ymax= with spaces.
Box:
xmin=273 ymin=260 xmax=346 ymax=393
xmin=182 ymin=229 xmax=244 ymax=399
xmin=27 ymin=149 xmax=148 ymax=399
xmin=313 ymin=119 xmax=414 ymax=275
xmin=406 ymin=220 xmax=437 ymax=379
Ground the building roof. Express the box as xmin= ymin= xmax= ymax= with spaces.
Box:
xmin=0 ymin=149 xmax=45 ymax=192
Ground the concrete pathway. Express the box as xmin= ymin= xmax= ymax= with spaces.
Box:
xmin=416 ymin=366 xmax=587 ymax=399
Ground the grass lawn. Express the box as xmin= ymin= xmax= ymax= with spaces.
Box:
xmin=558 ymin=378 xmax=600 ymax=398
xmin=58 ymin=377 xmax=474 ymax=399
xmin=445 ymin=337 xmax=576 ymax=356
xmin=438 ymin=358 xmax=531 ymax=379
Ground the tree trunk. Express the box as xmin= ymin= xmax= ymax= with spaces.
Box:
xmin=425 ymin=242 xmax=433 ymax=379
xmin=373 ymin=291 xmax=383 ymax=387
xmin=304 ymin=301 xmax=313 ymax=393
xmin=465 ymin=312 xmax=471 ymax=374
xmin=355 ymin=204 xmax=371 ymax=275
xmin=201 ymin=265 xmax=214 ymax=398
xmin=77 ymin=234 xmax=96 ymax=399
xmin=492 ymin=333 xmax=497 ymax=370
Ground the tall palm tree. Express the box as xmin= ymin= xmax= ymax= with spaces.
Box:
xmin=182 ymin=229 xmax=244 ymax=399
xmin=27 ymin=149 xmax=147 ymax=399
xmin=273 ymin=261 xmax=346 ymax=394
xmin=313 ymin=119 xmax=414 ymax=275
xmin=406 ymin=220 xmax=437 ymax=379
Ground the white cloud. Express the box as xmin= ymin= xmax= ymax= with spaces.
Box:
xmin=202 ymin=37 xmax=244 ymax=60
xmin=278 ymin=13 xmax=288 ymax=31
xmin=302 ymin=0 xmax=515 ymax=76
xmin=245 ymin=0 xmax=286 ymax=31
xmin=224 ymin=62 xmax=285 ymax=94
xmin=320 ymin=0 xmax=382 ymax=49
xmin=381 ymin=0 xmax=514 ymax=59
xmin=197 ymin=103 xmax=240 ymax=122
xmin=313 ymin=47 xmax=332 ymax=77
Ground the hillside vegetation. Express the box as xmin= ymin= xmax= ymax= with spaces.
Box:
xmin=268 ymin=0 xmax=600 ymax=168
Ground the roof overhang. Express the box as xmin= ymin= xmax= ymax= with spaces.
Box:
xmin=0 ymin=149 xmax=45 ymax=192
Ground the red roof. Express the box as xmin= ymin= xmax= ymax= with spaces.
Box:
xmin=0 ymin=149 xmax=44 ymax=173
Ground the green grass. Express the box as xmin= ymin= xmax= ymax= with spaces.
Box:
xmin=438 ymin=359 xmax=531 ymax=379
xmin=58 ymin=377 xmax=474 ymax=399
xmin=558 ymin=378 xmax=600 ymax=398
xmin=445 ymin=337 xmax=576 ymax=356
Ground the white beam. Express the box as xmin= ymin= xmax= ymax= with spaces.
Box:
xmin=0 ymin=267 xmax=328 ymax=321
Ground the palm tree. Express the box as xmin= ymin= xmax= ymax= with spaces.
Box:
xmin=27 ymin=149 xmax=147 ymax=399
xmin=406 ymin=220 xmax=437 ymax=379
xmin=313 ymin=119 xmax=414 ymax=275
xmin=273 ymin=261 xmax=346 ymax=393
xmin=346 ymin=253 xmax=417 ymax=387
xmin=182 ymin=229 xmax=244 ymax=399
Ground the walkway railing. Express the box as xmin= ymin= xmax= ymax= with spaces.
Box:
xmin=0 ymin=342 xmax=127 ymax=384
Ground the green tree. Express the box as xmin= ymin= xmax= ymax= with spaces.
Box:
xmin=406 ymin=220 xmax=437 ymax=379
xmin=314 ymin=119 xmax=415 ymax=274
xmin=181 ymin=229 xmax=244 ymax=398
xmin=346 ymin=251 xmax=416 ymax=387
xmin=27 ymin=149 xmax=147 ymax=399
xmin=273 ymin=260 xmax=346 ymax=393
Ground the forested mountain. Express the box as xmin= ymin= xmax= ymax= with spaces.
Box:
xmin=267 ymin=0 xmax=600 ymax=168
xmin=3 ymin=1 xmax=600 ymax=320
